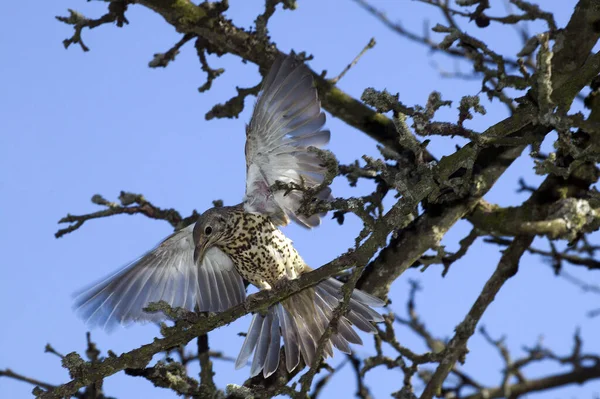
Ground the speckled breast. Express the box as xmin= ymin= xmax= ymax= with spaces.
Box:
xmin=219 ymin=211 xmax=306 ymax=289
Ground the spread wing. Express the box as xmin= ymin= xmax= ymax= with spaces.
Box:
xmin=73 ymin=224 xmax=246 ymax=330
xmin=244 ymin=55 xmax=332 ymax=228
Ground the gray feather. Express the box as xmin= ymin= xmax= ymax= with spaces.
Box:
xmin=264 ymin=310 xmax=282 ymax=377
xmin=277 ymin=304 xmax=300 ymax=372
xmin=316 ymin=286 xmax=379 ymax=332
xmin=73 ymin=224 xmax=246 ymax=330
xmin=235 ymin=279 xmax=385 ymax=376
xmin=288 ymin=294 xmax=318 ymax=366
xmin=321 ymin=278 xmax=385 ymax=308
xmin=235 ymin=314 xmax=264 ymax=370
xmin=313 ymin=287 xmax=363 ymax=345
xmin=250 ymin=312 xmax=273 ymax=377
xmin=244 ymin=54 xmax=332 ymax=228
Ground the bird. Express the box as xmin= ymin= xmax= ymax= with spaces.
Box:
xmin=74 ymin=54 xmax=385 ymax=378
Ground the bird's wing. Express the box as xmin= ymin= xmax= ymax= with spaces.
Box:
xmin=73 ymin=224 xmax=246 ymax=330
xmin=244 ymin=54 xmax=332 ymax=228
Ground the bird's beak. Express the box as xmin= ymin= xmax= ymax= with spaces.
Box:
xmin=194 ymin=238 xmax=208 ymax=265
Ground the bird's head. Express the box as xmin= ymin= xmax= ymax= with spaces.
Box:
xmin=192 ymin=208 xmax=230 ymax=264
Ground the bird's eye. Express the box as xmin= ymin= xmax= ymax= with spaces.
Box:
xmin=204 ymin=226 xmax=213 ymax=235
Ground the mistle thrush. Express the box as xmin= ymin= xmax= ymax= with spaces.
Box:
xmin=74 ymin=55 xmax=385 ymax=378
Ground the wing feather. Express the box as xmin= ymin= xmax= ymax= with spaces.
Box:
xmin=73 ymin=224 xmax=246 ymax=330
xmin=244 ymin=54 xmax=332 ymax=228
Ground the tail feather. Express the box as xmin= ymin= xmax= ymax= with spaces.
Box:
xmin=337 ymin=315 xmax=364 ymax=345
xmin=329 ymin=333 xmax=352 ymax=354
xmin=277 ymin=304 xmax=301 ymax=372
xmin=235 ymin=279 xmax=385 ymax=378
xmin=316 ymin=285 xmax=375 ymax=333
xmin=235 ymin=313 xmax=263 ymax=370
xmin=321 ymin=278 xmax=386 ymax=308
xmin=264 ymin=310 xmax=282 ymax=376
xmin=290 ymin=293 xmax=319 ymax=365
xmin=250 ymin=312 xmax=273 ymax=377
xmin=316 ymin=286 xmax=371 ymax=342
xmin=342 ymin=307 xmax=378 ymax=334
xmin=348 ymin=299 xmax=385 ymax=324
xmin=319 ymin=279 xmax=385 ymax=322
xmin=312 ymin=299 xmax=335 ymax=358
xmin=314 ymin=288 xmax=363 ymax=344
xmin=295 ymin=316 xmax=316 ymax=367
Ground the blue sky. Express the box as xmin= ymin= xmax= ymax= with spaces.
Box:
xmin=1 ymin=1 xmax=598 ymax=398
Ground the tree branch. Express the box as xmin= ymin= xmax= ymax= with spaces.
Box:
xmin=462 ymin=364 xmax=600 ymax=399
xmin=420 ymin=235 xmax=533 ymax=399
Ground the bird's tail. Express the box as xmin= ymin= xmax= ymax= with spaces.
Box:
xmin=234 ymin=278 xmax=385 ymax=378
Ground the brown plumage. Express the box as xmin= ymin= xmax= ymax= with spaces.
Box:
xmin=73 ymin=54 xmax=385 ymax=378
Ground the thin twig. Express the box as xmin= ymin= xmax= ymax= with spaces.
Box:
xmin=329 ymin=38 xmax=376 ymax=84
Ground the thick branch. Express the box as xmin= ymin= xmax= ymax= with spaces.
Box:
xmin=469 ymin=199 xmax=599 ymax=241
xmin=358 ymin=0 xmax=600 ymax=296
xmin=132 ymin=0 xmax=427 ymax=158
